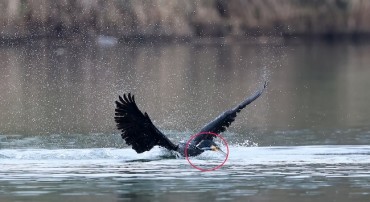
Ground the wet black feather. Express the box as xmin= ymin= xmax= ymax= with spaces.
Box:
xmin=114 ymin=93 xmax=177 ymax=153
xmin=191 ymin=82 xmax=267 ymax=145
xmin=115 ymin=82 xmax=266 ymax=155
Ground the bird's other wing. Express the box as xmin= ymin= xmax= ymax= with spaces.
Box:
xmin=192 ymin=82 xmax=267 ymax=144
xmin=114 ymin=93 xmax=177 ymax=153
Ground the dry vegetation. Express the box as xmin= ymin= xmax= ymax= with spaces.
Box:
xmin=1 ymin=0 xmax=370 ymax=40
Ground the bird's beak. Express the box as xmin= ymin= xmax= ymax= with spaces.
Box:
xmin=211 ymin=145 xmax=227 ymax=156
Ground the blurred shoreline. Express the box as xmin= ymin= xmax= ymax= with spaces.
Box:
xmin=1 ymin=0 xmax=370 ymax=43
xmin=1 ymin=35 xmax=369 ymax=48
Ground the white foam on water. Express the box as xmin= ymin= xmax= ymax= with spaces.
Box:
xmin=1 ymin=145 xmax=369 ymax=168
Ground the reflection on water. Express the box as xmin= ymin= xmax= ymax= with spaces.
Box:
xmin=1 ymin=40 xmax=370 ymax=201
xmin=1 ymin=41 xmax=370 ymax=139
xmin=1 ymin=134 xmax=370 ymax=202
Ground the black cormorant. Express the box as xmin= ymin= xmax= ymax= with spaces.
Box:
xmin=114 ymin=82 xmax=267 ymax=157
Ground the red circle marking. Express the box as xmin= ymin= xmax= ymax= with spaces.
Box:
xmin=185 ymin=132 xmax=229 ymax=172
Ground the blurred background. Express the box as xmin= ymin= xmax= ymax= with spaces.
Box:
xmin=1 ymin=1 xmax=370 ymax=202
xmin=1 ymin=0 xmax=370 ymax=144
xmin=1 ymin=0 xmax=370 ymax=40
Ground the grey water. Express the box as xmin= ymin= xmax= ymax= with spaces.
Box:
xmin=1 ymin=39 xmax=370 ymax=201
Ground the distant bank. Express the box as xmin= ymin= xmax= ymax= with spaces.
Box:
xmin=1 ymin=0 xmax=370 ymax=41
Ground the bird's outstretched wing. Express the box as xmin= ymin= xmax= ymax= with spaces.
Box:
xmin=192 ymin=82 xmax=267 ymax=144
xmin=114 ymin=93 xmax=177 ymax=153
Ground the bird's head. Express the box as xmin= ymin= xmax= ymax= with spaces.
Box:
xmin=196 ymin=140 xmax=226 ymax=156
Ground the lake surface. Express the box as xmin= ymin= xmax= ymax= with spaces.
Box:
xmin=1 ymin=39 xmax=370 ymax=201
